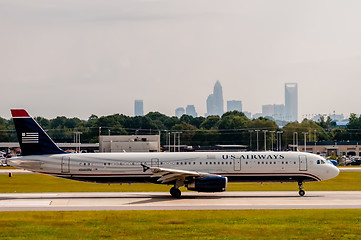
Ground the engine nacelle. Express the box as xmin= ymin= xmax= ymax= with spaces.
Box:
xmin=187 ymin=177 xmax=228 ymax=192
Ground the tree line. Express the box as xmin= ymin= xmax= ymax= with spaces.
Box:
xmin=1 ymin=111 xmax=361 ymax=150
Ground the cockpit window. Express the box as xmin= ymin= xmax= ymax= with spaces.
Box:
xmin=317 ymin=160 xmax=326 ymax=164
xmin=317 ymin=160 xmax=320 ymax=164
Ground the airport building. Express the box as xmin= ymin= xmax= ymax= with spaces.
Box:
xmin=298 ymin=141 xmax=361 ymax=157
xmin=99 ymin=135 xmax=160 ymax=152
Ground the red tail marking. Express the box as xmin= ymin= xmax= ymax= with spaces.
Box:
xmin=11 ymin=109 xmax=30 ymax=118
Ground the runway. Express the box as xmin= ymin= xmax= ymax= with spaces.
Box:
xmin=1 ymin=191 xmax=361 ymax=211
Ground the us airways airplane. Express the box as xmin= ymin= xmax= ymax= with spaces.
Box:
xmin=9 ymin=109 xmax=339 ymax=198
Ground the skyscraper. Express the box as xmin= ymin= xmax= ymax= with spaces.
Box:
xmin=206 ymin=81 xmax=224 ymax=117
xmin=186 ymin=105 xmax=197 ymax=117
xmin=227 ymin=100 xmax=242 ymax=112
xmin=134 ymin=100 xmax=144 ymax=116
xmin=262 ymin=104 xmax=274 ymax=118
xmin=175 ymin=107 xmax=185 ymax=118
xmin=273 ymin=104 xmax=285 ymax=121
xmin=285 ymin=83 xmax=298 ymax=122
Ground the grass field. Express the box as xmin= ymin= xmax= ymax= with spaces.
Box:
xmin=1 ymin=210 xmax=360 ymax=239
xmin=1 ymin=171 xmax=361 ymax=193
xmin=1 ymin=172 xmax=361 ymax=239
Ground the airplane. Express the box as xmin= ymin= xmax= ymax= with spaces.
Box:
xmin=8 ymin=109 xmax=340 ymax=198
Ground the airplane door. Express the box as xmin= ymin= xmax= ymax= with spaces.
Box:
xmin=299 ymin=155 xmax=307 ymax=171
xmin=234 ymin=158 xmax=241 ymax=171
xmin=151 ymin=158 xmax=159 ymax=167
xmin=61 ymin=157 xmax=70 ymax=173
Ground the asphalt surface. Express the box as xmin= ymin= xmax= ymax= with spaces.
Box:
xmin=0 ymin=191 xmax=360 ymax=211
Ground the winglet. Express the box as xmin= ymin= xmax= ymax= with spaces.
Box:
xmin=141 ymin=164 xmax=150 ymax=172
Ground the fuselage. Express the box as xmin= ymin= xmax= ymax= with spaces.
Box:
xmin=9 ymin=151 xmax=339 ymax=184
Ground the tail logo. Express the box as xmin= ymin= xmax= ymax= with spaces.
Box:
xmin=22 ymin=132 xmax=39 ymax=144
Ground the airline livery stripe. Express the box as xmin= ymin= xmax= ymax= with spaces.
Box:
xmin=22 ymin=132 xmax=39 ymax=144
xmin=11 ymin=109 xmax=30 ymax=118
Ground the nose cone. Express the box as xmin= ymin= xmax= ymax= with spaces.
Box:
xmin=324 ymin=165 xmax=340 ymax=181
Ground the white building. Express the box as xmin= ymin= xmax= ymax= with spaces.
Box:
xmin=99 ymin=135 xmax=160 ymax=152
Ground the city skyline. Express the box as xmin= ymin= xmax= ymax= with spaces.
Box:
xmin=2 ymin=1 xmax=361 ymax=120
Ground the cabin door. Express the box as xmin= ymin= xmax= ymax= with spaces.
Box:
xmin=234 ymin=158 xmax=241 ymax=171
xmin=61 ymin=157 xmax=70 ymax=173
xmin=299 ymin=155 xmax=307 ymax=171
xmin=151 ymin=158 xmax=159 ymax=167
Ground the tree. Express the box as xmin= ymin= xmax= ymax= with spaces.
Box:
xmin=171 ymin=122 xmax=196 ymax=146
xmin=200 ymin=116 xmax=220 ymax=130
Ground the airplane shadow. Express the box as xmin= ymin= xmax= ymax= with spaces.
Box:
xmin=0 ymin=192 xmax=321 ymax=204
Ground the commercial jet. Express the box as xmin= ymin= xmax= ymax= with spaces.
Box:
xmin=8 ymin=109 xmax=339 ymax=198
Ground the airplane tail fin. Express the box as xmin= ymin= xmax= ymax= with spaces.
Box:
xmin=11 ymin=109 xmax=67 ymax=156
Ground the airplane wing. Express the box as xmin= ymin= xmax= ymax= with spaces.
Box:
xmin=141 ymin=164 xmax=221 ymax=183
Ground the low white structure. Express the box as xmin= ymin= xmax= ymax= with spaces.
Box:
xmin=99 ymin=135 xmax=160 ymax=152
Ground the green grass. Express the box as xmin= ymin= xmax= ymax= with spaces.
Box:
xmin=0 ymin=210 xmax=360 ymax=239
xmin=1 ymin=171 xmax=361 ymax=193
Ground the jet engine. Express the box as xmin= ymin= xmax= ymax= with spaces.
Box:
xmin=187 ymin=176 xmax=228 ymax=192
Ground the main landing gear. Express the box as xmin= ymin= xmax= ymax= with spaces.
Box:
xmin=298 ymin=181 xmax=305 ymax=196
xmin=170 ymin=187 xmax=181 ymax=198
xmin=170 ymin=180 xmax=183 ymax=198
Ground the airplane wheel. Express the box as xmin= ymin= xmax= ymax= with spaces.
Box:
xmin=170 ymin=187 xmax=181 ymax=198
xmin=299 ymin=190 xmax=305 ymax=197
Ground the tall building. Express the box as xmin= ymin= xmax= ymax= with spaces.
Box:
xmin=262 ymin=104 xmax=285 ymax=121
xmin=206 ymin=81 xmax=224 ymax=117
xmin=186 ymin=105 xmax=197 ymax=117
xmin=134 ymin=100 xmax=144 ymax=116
xmin=243 ymin=111 xmax=252 ymax=119
xmin=285 ymin=83 xmax=298 ymax=122
xmin=262 ymin=104 xmax=274 ymax=118
xmin=227 ymin=100 xmax=242 ymax=112
xmin=273 ymin=104 xmax=285 ymax=121
xmin=175 ymin=107 xmax=185 ymax=118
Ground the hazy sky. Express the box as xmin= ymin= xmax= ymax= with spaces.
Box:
xmin=1 ymin=0 xmax=361 ymax=120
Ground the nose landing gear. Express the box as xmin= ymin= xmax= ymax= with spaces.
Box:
xmin=298 ymin=181 xmax=305 ymax=196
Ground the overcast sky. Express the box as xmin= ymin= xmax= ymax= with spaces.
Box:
xmin=1 ymin=0 xmax=361 ymax=120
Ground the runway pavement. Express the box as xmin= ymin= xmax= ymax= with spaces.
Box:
xmin=0 ymin=191 xmax=360 ymax=211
